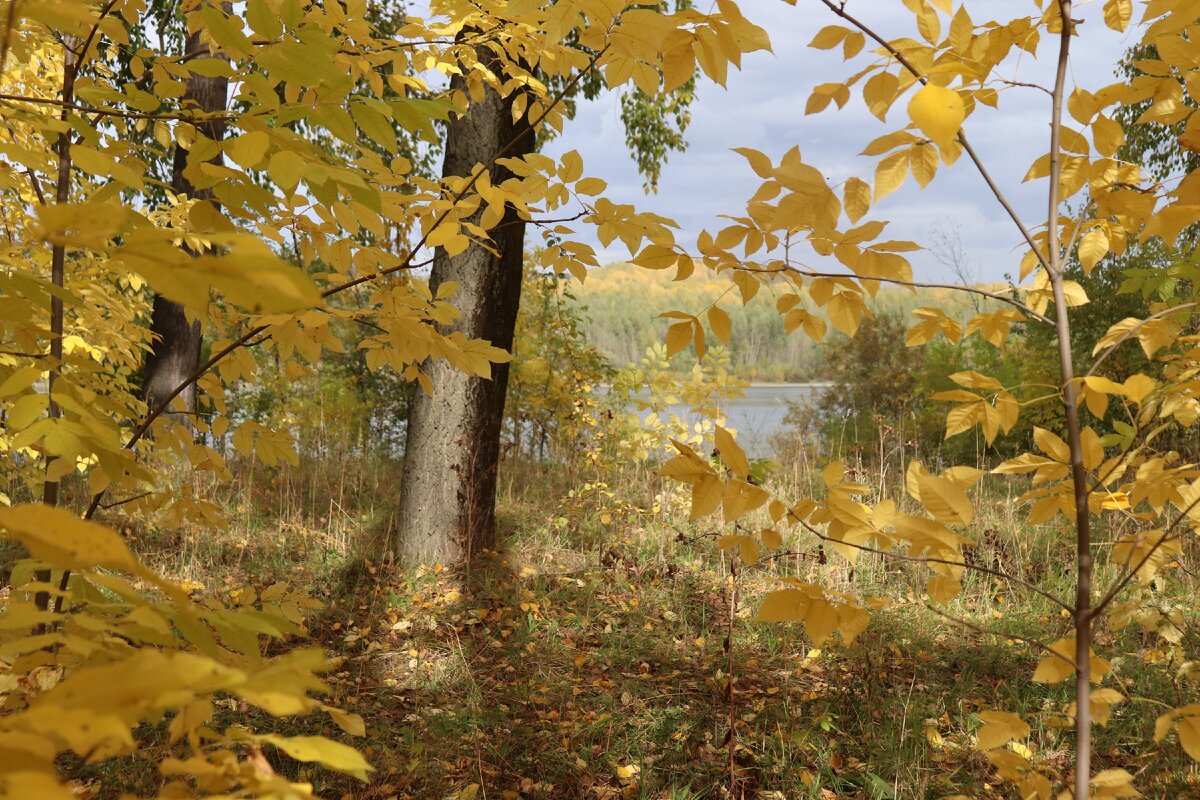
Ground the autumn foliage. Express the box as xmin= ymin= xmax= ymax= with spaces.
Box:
xmin=2 ymin=0 xmax=1200 ymax=798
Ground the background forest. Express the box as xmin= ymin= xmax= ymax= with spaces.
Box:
xmin=3 ymin=2 xmax=1200 ymax=800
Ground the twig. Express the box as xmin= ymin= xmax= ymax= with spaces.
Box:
xmin=0 ymin=92 xmax=227 ymax=121
xmin=925 ymin=604 xmax=1073 ymax=667
xmin=992 ymin=77 xmax=1054 ymax=97
xmin=795 ymin=520 xmax=1072 ymax=612
xmin=780 ymin=264 xmax=1051 ymax=325
xmin=1039 ymin=5 xmax=1092 ymax=796
xmin=726 ymin=551 xmax=738 ymax=797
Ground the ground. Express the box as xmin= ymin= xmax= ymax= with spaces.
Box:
xmin=95 ymin=461 xmax=1200 ymax=800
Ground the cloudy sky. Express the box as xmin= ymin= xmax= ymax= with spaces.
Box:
xmin=541 ymin=0 xmax=1142 ymax=283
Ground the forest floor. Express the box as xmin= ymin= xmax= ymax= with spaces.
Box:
xmin=117 ymin=461 xmax=1200 ymax=800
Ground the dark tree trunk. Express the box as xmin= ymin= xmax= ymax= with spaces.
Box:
xmin=143 ymin=21 xmax=228 ymax=414
xmin=396 ymin=55 xmax=534 ymax=567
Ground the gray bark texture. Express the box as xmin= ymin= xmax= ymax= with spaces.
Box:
xmin=396 ymin=54 xmax=534 ymax=567
xmin=143 ymin=21 xmax=228 ymax=415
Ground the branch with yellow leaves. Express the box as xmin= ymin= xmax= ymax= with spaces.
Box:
xmin=924 ymin=604 xmax=1075 ymax=668
xmin=1092 ymin=490 xmax=1200 ymax=620
xmin=773 ymin=262 xmax=1053 ymax=325
xmin=815 ymin=0 xmax=1050 ymax=275
xmin=789 ymin=516 xmax=1073 ymax=613
xmin=1085 ymin=302 xmax=1200 ymax=377
xmin=82 ymin=43 xmax=613 ymax=522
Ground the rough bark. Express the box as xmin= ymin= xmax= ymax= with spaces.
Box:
xmin=143 ymin=20 xmax=228 ymax=415
xmin=396 ymin=58 xmax=534 ymax=567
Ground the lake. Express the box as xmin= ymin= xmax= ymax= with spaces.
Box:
xmin=630 ymin=383 xmax=829 ymax=458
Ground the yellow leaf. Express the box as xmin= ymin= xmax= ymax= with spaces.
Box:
xmin=1179 ymin=714 xmax=1200 ymax=761
xmin=950 ymin=370 xmax=1002 ymax=390
xmin=690 ymin=474 xmax=723 ymax=520
xmin=1032 ymin=639 xmax=1075 ymax=684
xmin=1092 ymin=114 xmax=1125 ymax=156
xmin=757 ymin=589 xmax=808 ymax=622
xmin=1102 ymin=0 xmax=1132 ymax=31
xmin=976 ymin=710 xmax=1030 ymax=751
xmin=909 ymin=142 xmax=938 ymax=187
xmin=225 ymin=131 xmax=270 ymax=169
xmin=927 ymin=575 xmax=960 ymax=604
xmin=761 ymin=528 xmax=783 ymax=549
xmin=708 ymin=305 xmax=732 ymax=343
xmin=1090 ymin=687 xmax=1126 ymax=726
xmin=715 ymin=426 xmax=750 ymax=480
xmin=254 ymin=734 xmax=372 ymax=781
xmin=843 ymin=177 xmax=871 ymax=222
xmin=917 ymin=473 xmax=973 ymax=525
xmin=576 ymin=177 xmax=607 ymax=195
xmin=324 ymin=705 xmax=366 ymax=737
xmin=246 ymin=0 xmax=283 ymax=38
xmin=862 ymin=71 xmax=899 ymax=121
xmin=1122 ymin=374 xmax=1156 ymax=404
xmin=722 ymin=479 xmax=769 ymax=523
xmin=0 ymin=505 xmax=142 ymax=573
xmin=665 ymin=321 xmax=693 ymax=356
xmin=1091 ymin=768 xmax=1137 ymax=797
xmin=907 ymin=83 xmax=965 ymax=154
xmin=559 ymin=150 xmax=584 ymax=183
xmin=873 ymin=150 xmax=908 ymax=201
xmin=808 ymin=25 xmax=851 ymax=50
xmin=1060 ymin=280 xmax=1089 ymax=306
xmin=0 ymin=773 xmax=75 ymax=800
xmin=916 ymin=4 xmax=940 ymax=43
xmin=268 ymin=149 xmax=306 ymax=192
xmin=718 ymin=533 xmax=745 ymax=552
xmin=739 ymin=537 xmax=760 ymax=566
xmin=1078 ymin=227 xmax=1110 ymax=274
xmin=1033 ymin=427 xmax=1070 ymax=463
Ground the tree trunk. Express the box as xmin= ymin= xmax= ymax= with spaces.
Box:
xmin=143 ymin=18 xmax=228 ymax=415
xmin=396 ymin=57 xmax=534 ymax=567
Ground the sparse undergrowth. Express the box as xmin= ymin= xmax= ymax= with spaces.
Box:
xmin=110 ymin=460 xmax=1200 ymax=800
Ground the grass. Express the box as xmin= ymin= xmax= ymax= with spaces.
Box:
xmin=29 ymin=451 xmax=1200 ymax=799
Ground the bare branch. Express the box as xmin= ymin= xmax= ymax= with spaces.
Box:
xmin=992 ymin=77 xmax=1054 ymax=97
xmin=925 ymin=604 xmax=1074 ymax=668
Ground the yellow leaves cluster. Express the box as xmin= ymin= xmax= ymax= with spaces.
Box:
xmin=589 ymin=0 xmax=770 ymax=95
xmin=1030 ymin=638 xmax=1110 ymax=685
xmin=0 ymin=0 xmax=793 ymax=794
xmin=1155 ymin=705 xmax=1200 ymax=761
xmin=971 ymin=709 xmax=1053 ymax=800
xmin=932 ymin=371 xmax=1018 ymax=444
xmin=0 ymin=507 xmax=369 ymax=799
xmin=754 ymin=581 xmax=869 ymax=646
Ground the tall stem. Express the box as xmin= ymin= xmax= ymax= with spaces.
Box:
xmin=35 ymin=37 xmax=79 ymax=615
xmin=1044 ymin=4 xmax=1092 ymax=796
xmin=727 ymin=553 xmax=738 ymax=797
xmin=42 ymin=39 xmax=78 ymax=508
